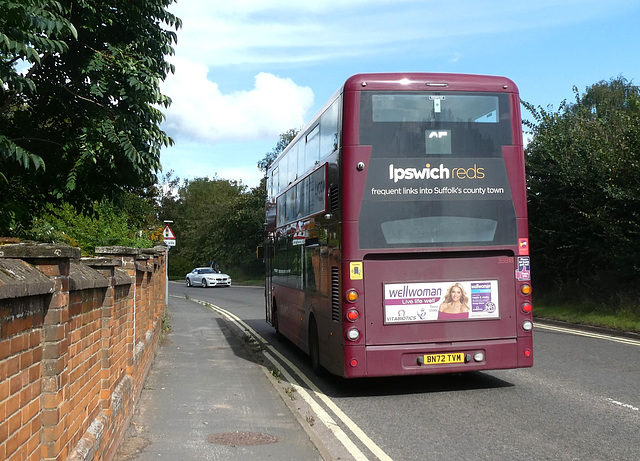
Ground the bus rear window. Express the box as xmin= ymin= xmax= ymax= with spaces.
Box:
xmin=361 ymin=92 xmax=512 ymax=160
xmin=372 ymin=94 xmax=500 ymax=124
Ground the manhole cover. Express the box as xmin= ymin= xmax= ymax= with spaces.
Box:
xmin=208 ymin=431 xmax=278 ymax=446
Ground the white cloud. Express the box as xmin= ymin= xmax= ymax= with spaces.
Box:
xmin=160 ymin=0 xmax=629 ymax=145
xmin=167 ymin=0 xmax=629 ymax=68
xmin=160 ymin=138 xmax=271 ymax=188
xmin=216 ymin=165 xmax=264 ymax=187
xmin=157 ymin=0 xmax=638 ymax=185
xmin=169 ymin=1 xmax=424 ymax=67
xmin=162 ymin=59 xmax=314 ymax=142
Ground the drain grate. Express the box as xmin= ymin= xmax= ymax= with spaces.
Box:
xmin=208 ymin=431 xmax=277 ymax=446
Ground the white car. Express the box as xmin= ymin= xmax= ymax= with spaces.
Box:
xmin=185 ymin=267 xmax=232 ymax=288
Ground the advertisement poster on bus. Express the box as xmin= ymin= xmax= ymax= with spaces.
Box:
xmin=384 ymin=280 xmax=499 ymax=324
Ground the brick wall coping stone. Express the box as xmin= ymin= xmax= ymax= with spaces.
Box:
xmin=82 ymin=257 xmax=123 ymax=268
xmin=0 ymin=258 xmax=54 ymax=299
xmin=114 ymin=268 xmax=131 ymax=287
xmin=143 ymin=246 xmax=169 ymax=255
xmin=95 ymin=246 xmax=142 ymax=256
xmin=80 ymin=258 xmax=132 ymax=287
xmin=0 ymin=242 xmax=81 ymax=259
xmin=135 ymin=262 xmax=152 ymax=273
xmin=145 ymin=247 xmax=166 ymax=269
xmin=70 ymin=261 xmax=109 ymax=291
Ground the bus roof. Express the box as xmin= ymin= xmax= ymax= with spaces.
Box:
xmin=343 ymin=72 xmax=518 ymax=94
xmin=268 ymin=72 xmax=519 ymax=173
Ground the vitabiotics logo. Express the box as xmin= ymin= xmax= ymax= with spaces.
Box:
xmin=389 ymin=163 xmax=485 ymax=183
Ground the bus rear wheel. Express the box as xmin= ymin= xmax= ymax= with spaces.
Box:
xmin=309 ymin=318 xmax=324 ymax=376
xmin=272 ymin=303 xmax=282 ymax=339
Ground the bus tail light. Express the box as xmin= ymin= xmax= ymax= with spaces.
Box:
xmin=349 ymin=359 xmax=358 ymax=367
xmin=520 ymin=284 xmax=532 ymax=296
xmin=521 ymin=302 xmax=532 ymax=314
xmin=524 ymin=349 xmax=532 ymax=358
xmin=345 ymin=289 xmax=359 ymax=303
xmin=473 ymin=352 xmax=485 ymax=362
xmin=346 ymin=328 xmax=360 ymax=341
xmin=522 ymin=320 xmax=533 ymax=332
xmin=346 ymin=309 xmax=359 ymax=322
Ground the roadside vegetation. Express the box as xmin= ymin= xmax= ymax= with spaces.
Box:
xmin=524 ymin=77 xmax=640 ymax=332
xmin=157 ymin=130 xmax=297 ymax=283
xmin=157 ymin=173 xmax=266 ymax=281
xmin=25 ymin=199 xmax=160 ymax=253
xmin=533 ymin=301 xmax=640 ymax=333
xmin=1 ymin=4 xmax=638 ymax=330
xmin=0 ymin=0 xmax=180 ymax=250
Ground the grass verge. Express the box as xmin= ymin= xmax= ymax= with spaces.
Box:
xmin=533 ymin=302 xmax=640 ymax=333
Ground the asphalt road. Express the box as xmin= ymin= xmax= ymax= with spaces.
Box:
xmin=173 ymin=281 xmax=640 ymax=461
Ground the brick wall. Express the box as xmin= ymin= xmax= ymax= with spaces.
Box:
xmin=0 ymin=243 xmax=167 ymax=461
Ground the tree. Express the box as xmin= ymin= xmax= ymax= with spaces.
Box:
xmin=255 ymin=127 xmax=299 ymax=212
xmin=158 ymin=130 xmax=301 ymax=280
xmin=0 ymin=0 xmax=77 ymax=173
xmin=523 ymin=76 xmax=640 ymax=304
xmin=0 ymin=0 xmax=181 ymax=234
xmin=159 ymin=177 xmax=265 ymax=279
xmin=257 ymin=128 xmax=299 ymax=172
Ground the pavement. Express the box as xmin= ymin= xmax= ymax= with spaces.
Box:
xmin=111 ymin=291 xmax=640 ymax=461
xmin=114 ymin=294 xmax=328 ymax=461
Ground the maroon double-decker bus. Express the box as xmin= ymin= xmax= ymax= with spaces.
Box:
xmin=264 ymin=73 xmax=533 ymax=378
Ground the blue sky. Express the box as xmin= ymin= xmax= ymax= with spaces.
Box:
xmin=160 ymin=0 xmax=640 ymax=188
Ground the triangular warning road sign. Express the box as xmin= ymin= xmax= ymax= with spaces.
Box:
xmin=163 ymin=225 xmax=176 ymax=240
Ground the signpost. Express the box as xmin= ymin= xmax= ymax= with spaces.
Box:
xmin=163 ymin=221 xmax=175 ymax=305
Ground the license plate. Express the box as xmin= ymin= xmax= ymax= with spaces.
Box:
xmin=423 ymin=352 xmax=465 ymax=364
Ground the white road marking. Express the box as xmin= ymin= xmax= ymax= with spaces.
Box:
xmin=263 ymin=351 xmax=370 ymax=461
xmin=264 ymin=341 xmax=393 ymax=461
xmin=191 ymin=298 xmax=393 ymax=461
xmin=535 ymin=322 xmax=640 ymax=417
xmin=535 ymin=322 xmax=640 ymax=347
xmin=605 ymin=398 xmax=639 ymax=413
xmin=184 ymin=297 xmax=640 ymax=459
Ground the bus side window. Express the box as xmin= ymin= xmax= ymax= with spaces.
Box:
xmin=287 ymin=143 xmax=298 ymax=185
xmin=306 ymin=124 xmax=320 ymax=170
xmin=320 ymin=100 xmax=339 ymax=158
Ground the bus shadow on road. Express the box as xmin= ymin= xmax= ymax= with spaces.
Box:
xmin=320 ymin=371 xmax=515 ymax=398
xmin=208 ymin=312 xmax=515 ymax=399
xmin=211 ymin=316 xmax=266 ymax=364
xmin=266 ymin=335 xmax=515 ymax=397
